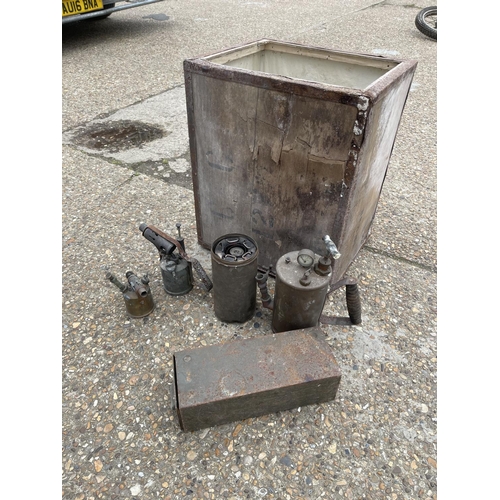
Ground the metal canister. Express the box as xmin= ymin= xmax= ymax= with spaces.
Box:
xmin=272 ymin=250 xmax=331 ymax=333
xmin=211 ymin=234 xmax=259 ymax=323
xmin=106 ymin=270 xmax=155 ymax=319
xmin=159 ymin=257 xmax=193 ymax=296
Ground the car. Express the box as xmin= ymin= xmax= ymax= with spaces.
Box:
xmin=62 ymin=0 xmax=165 ymax=24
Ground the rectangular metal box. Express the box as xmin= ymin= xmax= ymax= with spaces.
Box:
xmin=172 ymin=327 xmax=341 ymax=432
xmin=184 ymin=39 xmax=417 ymax=281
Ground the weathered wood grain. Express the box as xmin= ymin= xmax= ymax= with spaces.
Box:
xmin=184 ymin=39 xmax=417 ymax=281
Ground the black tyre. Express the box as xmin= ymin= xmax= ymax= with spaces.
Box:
xmin=415 ymin=6 xmax=437 ymax=40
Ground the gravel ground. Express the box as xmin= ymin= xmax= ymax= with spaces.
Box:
xmin=58 ymin=2 xmax=441 ymax=499
xmin=61 ymin=149 xmax=437 ymax=500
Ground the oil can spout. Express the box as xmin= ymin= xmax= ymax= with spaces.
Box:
xmin=323 ymin=235 xmax=341 ymax=260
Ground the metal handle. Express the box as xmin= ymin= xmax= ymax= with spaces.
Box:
xmin=319 ymin=276 xmax=362 ymax=326
xmin=345 ymin=283 xmax=362 ymax=325
xmin=191 ymin=258 xmax=213 ymax=292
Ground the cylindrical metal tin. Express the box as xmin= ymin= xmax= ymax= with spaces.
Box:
xmin=159 ymin=258 xmax=193 ymax=296
xmin=211 ymin=234 xmax=259 ymax=323
xmin=123 ymin=289 xmax=155 ymax=318
xmin=107 ymin=271 xmax=155 ymax=319
xmin=272 ymin=250 xmax=330 ymax=333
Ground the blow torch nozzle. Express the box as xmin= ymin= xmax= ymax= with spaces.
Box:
xmin=106 ymin=271 xmax=128 ymax=293
xmin=126 ymin=271 xmax=149 ymax=298
xmin=323 ymin=235 xmax=341 ymax=260
xmin=139 ymin=222 xmax=176 ymax=257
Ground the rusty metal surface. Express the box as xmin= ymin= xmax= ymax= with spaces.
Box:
xmin=173 ymin=326 xmax=341 ymax=432
xmin=121 ymin=289 xmax=155 ymax=318
xmin=106 ymin=271 xmax=155 ymax=318
xmin=271 ymin=250 xmax=331 ymax=333
xmin=211 ymin=234 xmax=259 ymax=323
xmin=159 ymin=257 xmax=193 ymax=296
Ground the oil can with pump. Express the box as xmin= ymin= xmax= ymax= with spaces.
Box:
xmin=256 ymin=235 xmax=362 ymax=332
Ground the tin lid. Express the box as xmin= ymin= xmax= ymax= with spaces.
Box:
xmin=212 ymin=234 xmax=258 ymax=263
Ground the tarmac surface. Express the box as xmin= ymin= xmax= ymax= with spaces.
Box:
xmin=62 ymin=1 xmax=437 ymax=499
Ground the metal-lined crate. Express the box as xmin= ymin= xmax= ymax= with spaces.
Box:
xmin=184 ymin=39 xmax=417 ymax=281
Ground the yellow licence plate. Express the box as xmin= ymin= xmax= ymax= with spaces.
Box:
xmin=62 ymin=0 xmax=104 ymax=17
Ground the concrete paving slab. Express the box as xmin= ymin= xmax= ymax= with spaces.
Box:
xmin=63 ymin=85 xmax=189 ymax=164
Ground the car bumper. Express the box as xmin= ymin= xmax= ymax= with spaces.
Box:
xmin=62 ymin=0 xmax=165 ymax=24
